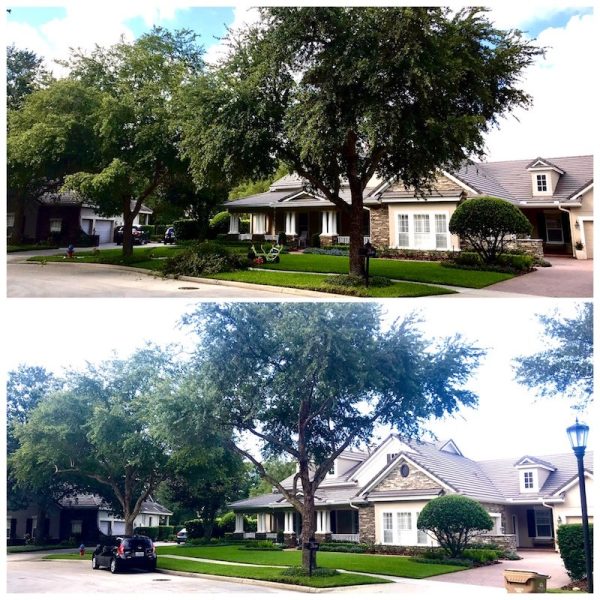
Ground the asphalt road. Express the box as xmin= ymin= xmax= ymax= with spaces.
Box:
xmin=6 ymin=552 xmax=288 ymax=594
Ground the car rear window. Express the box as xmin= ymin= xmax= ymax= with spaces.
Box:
xmin=123 ymin=537 xmax=153 ymax=549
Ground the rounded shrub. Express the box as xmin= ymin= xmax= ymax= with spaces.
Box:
xmin=162 ymin=241 xmax=249 ymax=277
xmin=557 ymin=523 xmax=594 ymax=582
xmin=449 ymin=196 xmax=533 ymax=264
xmin=208 ymin=211 xmax=231 ymax=237
xmin=417 ymin=495 xmax=494 ymax=558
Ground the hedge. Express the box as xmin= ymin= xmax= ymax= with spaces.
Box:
xmin=134 ymin=526 xmax=159 ymax=540
xmin=557 ymin=523 xmax=594 ymax=581
xmin=173 ymin=219 xmax=201 ymax=241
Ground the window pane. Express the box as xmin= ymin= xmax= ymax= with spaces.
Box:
xmin=383 ymin=512 xmax=393 ymax=543
xmin=398 ymin=215 xmax=409 ymax=247
xmin=414 ymin=215 xmax=430 ymax=247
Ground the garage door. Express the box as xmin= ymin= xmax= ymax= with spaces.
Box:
xmin=94 ymin=220 xmax=113 ymax=244
xmin=583 ymin=221 xmax=593 ymax=259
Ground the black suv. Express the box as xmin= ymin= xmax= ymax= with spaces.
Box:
xmin=113 ymin=226 xmax=149 ymax=245
xmin=92 ymin=535 xmax=157 ymax=573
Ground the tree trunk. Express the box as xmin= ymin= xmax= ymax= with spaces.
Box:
xmin=300 ymin=495 xmax=317 ymax=572
xmin=34 ymin=506 xmax=47 ymax=544
xmin=124 ymin=513 xmax=135 ymax=535
xmin=122 ymin=198 xmax=135 ymax=259
xmin=348 ymin=182 xmax=366 ymax=277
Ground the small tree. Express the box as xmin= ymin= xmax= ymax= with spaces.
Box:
xmin=449 ymin=196 xmax=532 ymax=263
xmin=417 ymin=495 xmax=493 ymax=558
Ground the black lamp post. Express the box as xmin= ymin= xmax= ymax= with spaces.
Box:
xmin=566 ymin=419 xmax=593 ymax=593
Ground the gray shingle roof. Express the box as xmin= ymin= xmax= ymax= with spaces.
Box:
xmin=455 ymin=155 xmax=593 ymax=204
xmin=58 ymin=494 xmax=171 ymax=515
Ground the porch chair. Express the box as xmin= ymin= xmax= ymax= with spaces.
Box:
xmin=298 ymin=231 xmax=308 ymax=249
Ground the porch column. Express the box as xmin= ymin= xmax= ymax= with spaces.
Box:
xmin=329 ymin=211 xmax=338 ymax=235
xmin=316 ymin=510 xmax=331 ymax=534
xmin=320 ymin=211 xmax=338 ymax=236
xmin=228 ymin=213 xmax=240 ymax=235
xmin=257 ymin=513 xmax=264 ymax=533
xmin=252 ymin=213 xmax=267 ymax=235
xmin=234 ymin=513 xmax=245 ymax=534
xmin=284 ymin=511 xmax=294 ymax=534
xmin=285 ymin=212 xmax=297 ymax=236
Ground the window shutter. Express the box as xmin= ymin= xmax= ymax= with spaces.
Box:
xmin=527 ymin=509 xmax=536 ymax=537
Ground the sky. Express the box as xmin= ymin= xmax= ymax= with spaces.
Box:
xmin=4 ymin=1 xmax=596 ymax=162
xmin=5 ymin=298 xmax=592 ymax=462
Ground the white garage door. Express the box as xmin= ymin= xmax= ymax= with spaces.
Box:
xmin=94 ymin=220 xmax=113 ymax=244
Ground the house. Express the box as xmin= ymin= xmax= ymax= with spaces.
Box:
xmin=7 ymin=191 xmax=153 ymax=245
xmin=229 ymin=435 xmax=594 ymax=551
xmin=7 ymin=494 xmax=172 ymax=544
xmin=223 ymin=155 xmax=593 ymax=260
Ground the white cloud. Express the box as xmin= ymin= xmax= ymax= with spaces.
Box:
xmin=483 ymin=12 xmax=595 ymax=161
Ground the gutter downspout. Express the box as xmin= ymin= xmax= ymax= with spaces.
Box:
xmin=542 ymin=500 xmax=559 ymax=551
xmin=555 ymin=201 xmax=575 ymax=256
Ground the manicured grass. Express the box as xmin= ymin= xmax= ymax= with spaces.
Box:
xmin=207 ymin=270 xmax=454 ymax=297
xmin=8 ymin=544 xmax=71 ymax=554
xmin=156 ymin=545 xmax=468 ymax=578
xmin=256 ymin=254 xmax=514 ymax=288
xmin=158 ymin=557 xmax=389 ymax=588
xmin=44 ymin=553 xmax=88 ymax=560
xmin=8 ymin=244 xmax=60 ymax=253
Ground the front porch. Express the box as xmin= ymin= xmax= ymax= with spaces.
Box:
xmin=233 ymin=508 xmax=360 ymax=545
xmin=227 ymin=208 xmax=370 ymax=246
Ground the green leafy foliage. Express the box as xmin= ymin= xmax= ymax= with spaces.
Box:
xmin=161 ymin=242 xmax=249 ymax=277
xmin=177 ymin=7 xmax=541 ymax=274
xmin=449 ymin=197 xmax=533 ymax=263
xmin=557 ymin=524 xmax=594 ymax=581
xmin=461 ymin=548 xmax=501 ymax=564
xmin=7 ymin=44 xmax=51 ymax=110
xmin=417 ymin=495 xmax=494 ymax=558
xmin=514 ymin=304 xmax=592 ymax=410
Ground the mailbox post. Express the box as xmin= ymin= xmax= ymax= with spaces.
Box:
xmin=303 ymin=538 xmax=320 ymax=576
xmin=359 ymin=242 xmax=377 ymax=287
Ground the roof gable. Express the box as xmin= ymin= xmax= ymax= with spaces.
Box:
xmin=526 ymin=157 xmax=565 ymax=175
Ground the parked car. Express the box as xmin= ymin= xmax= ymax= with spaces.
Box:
xmin=113 ymin=226 xmax=149 ymax=245
xmin=91 ymin=535 xmax=157 ymax=573
xmin=176 ymin=528 xmax=187 ymax=544
xmin=163 ymin=227 xmax=176 ymax=244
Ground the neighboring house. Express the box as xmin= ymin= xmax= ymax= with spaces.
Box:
xmin=229 ymin=435 xmax=594 ymax=551
xmin=7 ymin=494 xmax=172 ymax=544
xmin=7 ymin=192 xmax=153 ymax=245
xmin=223 ymin=155 xmax=593 ymax=259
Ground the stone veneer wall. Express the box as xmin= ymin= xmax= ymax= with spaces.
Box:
xmin=358 ymin=505 xmax=376 ymax=545
xmin=374 ymin=460 xmax=440 ymax=492
xmin=369 ymin=206 xmax=390 ymax=248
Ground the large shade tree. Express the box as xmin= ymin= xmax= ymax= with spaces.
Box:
xmin=178 ymin=7 xmax=542 ymax=275
xmin=10 ymin=349 xmax=174 ymax=535
xmin=514 ymin=303 xmax=593 ymax=410
xmin=7 ymin=44 xmax=50 ymax=110
xmin=180 ymin=303 xmax=484 ymax=570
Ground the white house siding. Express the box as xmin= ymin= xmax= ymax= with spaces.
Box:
xmin=387 ymin=202 xmax=461 ymax=251
xmin=353 ymin=438 xmax=417 ymax=489
xmin=569 ymin=188 xmax=594 ymax=259
xmin=554 ymin=475 xmax=594 ymax=528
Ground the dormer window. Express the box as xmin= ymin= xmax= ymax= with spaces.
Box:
xmin=536 ymin=174 xmax=548 ymax=192
xmin=523 ymin=471 xmax=534 ymax=490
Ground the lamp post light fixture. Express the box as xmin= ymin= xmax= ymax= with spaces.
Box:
xmin=566 ymin=418 xmax=593 ymax=593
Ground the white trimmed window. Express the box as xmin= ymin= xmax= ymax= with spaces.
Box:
xmin=545 ymin=214 xmax=564 ymax=244
xmin=524 ymin=471 xmax=534 ymax=489
xmin=534 ymin=510 xmax=552 ymax=538
xmin=413 ymin=214 xmax=430 ymax=248
xmin=397 ymin=512 xmax=412 ymax=545
xmin=71 ymin=520 xmax=82 ymax=535
xmin=383 ymin=512 xmax=393 ymax=543
xmin=435 ymin=214 xmax=448 ymax=249
xmin=398 ymin=214 xmax=409 ymax=247
xmin=536 ymin=174 xmax=548 ymax=192
xmin=49 ymin=219 xmax=62 ymax=233
xmin=7 ymin=213 xmax=15 ymax=228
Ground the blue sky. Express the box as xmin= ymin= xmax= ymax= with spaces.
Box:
xmin=5 ymin=4 xmax=595 ymax=160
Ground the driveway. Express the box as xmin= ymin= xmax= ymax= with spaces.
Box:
xmin=429 ymin=549 xmax=570 ymax=589
xmin=485 ymin=256 xmax=592 ymax=297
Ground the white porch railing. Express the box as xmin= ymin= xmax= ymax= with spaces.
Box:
xmin=331 ymin=533 xmax=360 ymax=543
xmin=239 ymin=233 xmax=252 ymax=241
xmin=335 ymin=236 xmax=370 ymax=245
xmin=243 ymin=532 xmax=256 ymax=539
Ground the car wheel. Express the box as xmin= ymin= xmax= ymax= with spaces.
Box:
xmin=148 ymin=560 xmax=157 ymax=572
xmin=92 ymin=556 xmax=100 ymax=570
xmin=110 ymin=558 xmax=119 ymax=574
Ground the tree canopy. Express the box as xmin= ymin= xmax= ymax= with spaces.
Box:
xmin=7 ymin=44 xmax=51 ymax=110
xmin=514 ymin=304 xmax=593 ymax=410
xmin=10 ymin=349 xmax=174 ymax=534
xmin=180 ymin=303 xmax=484 ymax=568
xmin=178 ymin=7 xmax=542 ymax=274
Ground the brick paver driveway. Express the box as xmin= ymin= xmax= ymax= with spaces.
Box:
xmin=429 ymin=549 xmax=570 ymax=589
xmin=486 ymin=256 xmax=592 ymax=297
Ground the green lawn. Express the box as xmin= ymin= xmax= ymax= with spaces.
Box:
xmin=208 ymin=270 xmax=454 ymax=297
xmin=156 ymin=545 xmax=468 ymax=578
xmin=257 ymin=253 xmax=514 ymax=288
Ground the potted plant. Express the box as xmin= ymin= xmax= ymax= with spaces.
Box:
xmin=574 ymin=240 xmax=586 ymax=260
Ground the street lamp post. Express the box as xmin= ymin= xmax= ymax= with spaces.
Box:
xmin=566 ymin=419 xmax=593 ymax=593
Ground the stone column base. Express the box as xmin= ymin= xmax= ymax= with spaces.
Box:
xmin=283 ymin=533 xmax=298 ymax=548
xmin=319 ymin=235 xmax=336 ymax=247
xmin=314 ymin=533 xmax=332 ymax=543
xmin=231 ymin=532 xmax=244 ymax=540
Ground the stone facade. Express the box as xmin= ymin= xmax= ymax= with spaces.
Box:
xmin=506 ymin=238 xmax=545 ymax=260
xmin=481 ymin=502 xmax=509 ymax=533
xmin=472 ymin=533 xmax=517 ymax=553
xmin=368 ymin=205 xmax=390 ymax=248
xmin=319 ymin=235 xmax=336 ymax=247
xmin=358 ymin=505 xmax=376 ymax=545
xmin=374 ymin=460 xmax=442 ymax=492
